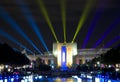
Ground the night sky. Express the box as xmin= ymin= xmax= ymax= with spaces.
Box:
xmin=0 ymin=0 xmax=120 ymax=54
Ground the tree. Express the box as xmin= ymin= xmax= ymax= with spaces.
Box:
xmin=101 ymin=46 xmax=120 ymax=64
xmin=35 ymin=57 xmax=51 ymax=71
xmin=0 ymin=43 xmax=30 ymax=65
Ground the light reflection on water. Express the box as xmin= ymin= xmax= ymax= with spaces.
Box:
xmin=54 ymin=77 xmax=77 ymax=82
xmin=0 ymin=75 xmax=118 ymax=82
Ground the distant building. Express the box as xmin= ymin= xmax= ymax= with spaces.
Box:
xmin=27 ymin=43 xmax=110 ymax=68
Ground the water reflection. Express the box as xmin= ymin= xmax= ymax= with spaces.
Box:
xmin=95 ymin=77 xmax=113 ymax=82
xmin=0 ymin=75 xmax=119 ymax=82
xmin=54 ymin=78 xmax=62 ymax=82
xmin=54 ymin=77 xmax=77 ymax=82
xmin=66 ymin=78 xmax=76 ymax=82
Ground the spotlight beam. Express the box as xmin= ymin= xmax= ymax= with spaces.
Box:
xmin=0 ymin=7 xmax=42 ymax=54
xmin=13 ymin=48 xmax=20 ymax=51
xmin=37 ymin=0 xmax=59 ymax=43
xmin=60 ymin=0 xmax=66 ymax=43
xmin=0 ymin=29 xmax=34 ymax=54
xmin=72 ymin=0 xmax=93 ymax=43
xmin=93 ymin=17 xmax=120 ymax=48
xmin=104 ymin=35 xmax=120 ymax=48
xmin=82 ymin=3 xmax=104 ymax=48
xmin=16 ymin=0 xmax=49 ymax=53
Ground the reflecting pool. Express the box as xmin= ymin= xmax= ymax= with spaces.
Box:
xmin=0 ymin=75 xmax=119 ymax=82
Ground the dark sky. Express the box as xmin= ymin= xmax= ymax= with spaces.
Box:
xmin=0 ymin=0 xmax=120 ymax=54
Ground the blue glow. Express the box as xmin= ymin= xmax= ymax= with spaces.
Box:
xmin=0 ymin=29 xmax=33 ymax=54
xmin=0 ymin=7 xmax=42 ymax=54
xmin=0 ymin=76 xmax=115 ymax=82
xmin=95 ymin=78 xmax=100 ymax=82
xmin=0 ymin=80 xmax=3 ymax=82
xmin=93 ymin=17 xmax=120 ymax=48
xmin=87 ymin=75 xmax=92 ymax=79
xmin=35 ymin=76 xmax=38 ymax=80
xmin=21 ymin=80 xmax=24 ymax=82
xmin=61 ymin=46 xmax=67 ymax=70
xmin=4 ymin=79 xmax=7 ymax=82
xmin=82 ymin=5 xmax=103 ymax=48
xmin=24 ymin=79 xmax=27 ymax=82
xmin=104 ymin=35 xmax=120 ymax=48
xmin=23 ymin=76 xmax=25 ymax=79
xmin=108 ymin=80 xmax=111 ymax=82
xmin=11 ymin=78 xmax=14 ymax=82
xmin=62 ymin=52 xmax=65 ymax=62
xmin=13 ymin=48 xmax=19 ymax=51
xmin=25 ymin=76 xmax=28 ymax=79
xmin=16 ymin=0 xmax=49 ymax=53
xmin=38 ymin=76 xmax=42 ymax=79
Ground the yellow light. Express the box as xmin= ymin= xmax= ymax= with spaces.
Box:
xmin=57 ymin=45 xmax=62 ymax=67
xmin=37 ymin=0 xmax=59 ymax=42
xmin=67 ymin=47 xmax=73 ymax=67
xmin=57 ymin=41 xmax=59 ymax=43
xmin=66 ymin=78 xmax=74 ymax=82
xmin=54 ymin=78 xmax=62 ymax=82
xmin=116 ymin=64 xmax=118 ymax=67
xmin=72 ymin=0 xmax=93 ymax=42
xmin=60 ymin=0 xmax=66 ymax=43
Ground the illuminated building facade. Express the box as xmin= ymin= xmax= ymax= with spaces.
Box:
xmin=53 ymin=43 xmax=77 ymax=68
xmin=27 ymin=43 xmax=110 ymax=68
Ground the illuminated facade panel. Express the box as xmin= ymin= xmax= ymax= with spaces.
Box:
xmin=61 ymin=46 xmax=67 ymax=69
xmin=67 ymin=47 xmax=72 ymax=67
xmin=53 ymin=43 xmax=77 ymax=68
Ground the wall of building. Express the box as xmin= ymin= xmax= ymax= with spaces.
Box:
xmin=76 ymin=48 xmax=110 ymax=64
xmin=28 ymin=48 xmax=110 ymax=68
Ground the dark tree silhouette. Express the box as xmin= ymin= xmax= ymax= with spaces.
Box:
xmin=35 ymin=57 xmax=51 ymax=71
xmin=101 ymin=45 xmax=120 ymax=64
xmin=0 ymin=43 xmax=30 ymax=65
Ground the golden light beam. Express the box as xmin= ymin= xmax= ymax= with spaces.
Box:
xmin=60 ymin=0 xmax=66 ymax=43
xmin=72 ymin=0 xmax=93 ymax=43
xmin=37 ymin=0 xmax=59 ymax=42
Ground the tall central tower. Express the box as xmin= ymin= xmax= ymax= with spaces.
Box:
xmin=53 ymin=43 xmax=77 ymax=68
